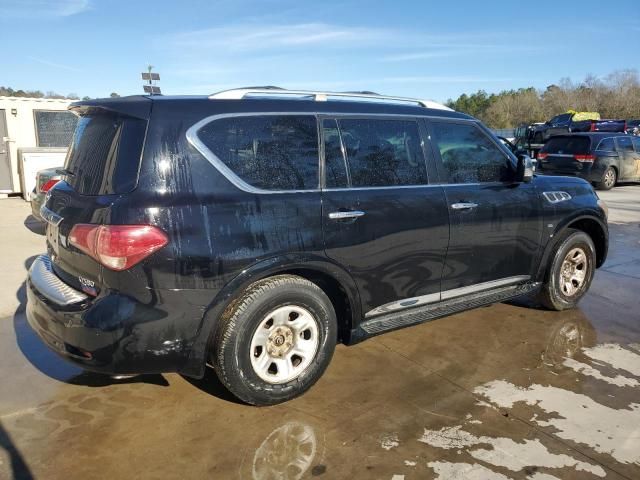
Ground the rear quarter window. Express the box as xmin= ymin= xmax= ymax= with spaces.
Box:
xmin=541 ymin=137 xmax=590 ymax=154
xmin=197 ymin=115 xmax=319 ymax=191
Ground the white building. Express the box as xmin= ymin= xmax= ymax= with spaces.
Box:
xmin=0 ymin=97 xmax=76 ymax=197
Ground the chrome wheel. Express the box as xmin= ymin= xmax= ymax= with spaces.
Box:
xmin=250 ymin=305 xmax=320 ymax=384
xmin=603 ymin=168 xmax=616 ymax=188
xmin=559 ymin=247 xmax=588 ymax=297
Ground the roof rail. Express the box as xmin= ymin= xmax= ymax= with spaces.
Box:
xmin=208 ymin=88 xmax=453 ymax=111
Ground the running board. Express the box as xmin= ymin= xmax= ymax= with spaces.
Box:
xmin=356 ymin=282 xmax=541 ymax=338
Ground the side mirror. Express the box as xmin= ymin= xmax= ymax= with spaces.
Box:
xmin=515 ymin=154 xmax=534 ymax=183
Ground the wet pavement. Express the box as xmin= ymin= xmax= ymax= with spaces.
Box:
xmin=1 ymin=186 xmax=639 ymax=480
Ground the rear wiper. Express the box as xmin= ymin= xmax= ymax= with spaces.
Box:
xmin=56 ymin=168 xmax=75 ymax=177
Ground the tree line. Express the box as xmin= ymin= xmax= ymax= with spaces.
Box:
xmin=0 ymin=87 xmax=120 ymax=101
xmin=446 ymin=69 xmax=640 ymax=128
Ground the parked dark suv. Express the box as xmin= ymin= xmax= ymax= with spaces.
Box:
xmin=537 ymin=133 xmax=640 ymax=190
xmin=27 ymin=88 xmax=608 ymax=405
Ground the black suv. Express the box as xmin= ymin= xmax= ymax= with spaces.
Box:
xmin=537 ymin=133 xmax=640 ymax=190
xmin=27 ymin=88 xmax=608 ymax=405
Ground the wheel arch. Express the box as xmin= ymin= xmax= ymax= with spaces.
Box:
xmin=535 ymin=213 xmax=608 ymax=281
xmin=180 ymin=254 xmax=362 ymax=378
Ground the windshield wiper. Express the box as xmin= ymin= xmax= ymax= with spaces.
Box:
xmin=56 ymin=168 xmax=75 ymax=177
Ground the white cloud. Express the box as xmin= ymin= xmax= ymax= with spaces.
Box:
xmin=27 ymin=56 xmax=82 ymax=72
xmin=0 ymin=0 xmax=90 ymax=18
xmin=167 ymin=23 xmax=393 ymax=53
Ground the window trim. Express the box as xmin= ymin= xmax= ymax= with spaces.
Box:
xmin=426 ymin=118 xmax=517 ymax=186
xmin=33 ymin=109 xmax=78 ymax=148
xmin=186 ymin=112 xmax=477 ymax=194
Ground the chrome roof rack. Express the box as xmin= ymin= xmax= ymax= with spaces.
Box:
xmin=208 ymin=87 xmax=453 ymax=111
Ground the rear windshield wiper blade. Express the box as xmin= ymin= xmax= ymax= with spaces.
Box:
xmin=56 ymin=168 xmax=75 ymax=177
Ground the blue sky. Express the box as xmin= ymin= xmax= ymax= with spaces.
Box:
xmin=1 ymin=0 xmax=638 ymax=102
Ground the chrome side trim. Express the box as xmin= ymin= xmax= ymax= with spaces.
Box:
xmin=366 ymin=292 xmax=441 ymax=318
xmin=440 ymin=275 xmax=531 ymax=301
xmin=364 ymin=275 xmax=531 ymax=318
xmin=543 ymin=191 xmax=572 ymax=204
xmin=186 ymin=112 xmax=479 ymax=195
xmin=40 ymin=205 xmax=63 ymax=226
xmin=28 ymin=255 xmax=88 ymax=306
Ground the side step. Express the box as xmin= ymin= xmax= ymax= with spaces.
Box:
xmin=357 ymin=282 xmax=541 ymax=338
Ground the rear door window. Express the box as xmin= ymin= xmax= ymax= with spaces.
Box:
xmin=430 ymin=121 xmax=511 ymax=183
xmin=198 ymin=115 xmax=319 ymax=191
xmin=65 ymin=113 xmax=147 ymax=195
xmin=596 ymin=138 xmax=616 ymax=152
xmin=335 ymin=118 xmax=427 ymax=188
xmin=541 ymin=137 xmax=590 ymax=154
xmin=616 ymin=136 xmax=635 ymax=152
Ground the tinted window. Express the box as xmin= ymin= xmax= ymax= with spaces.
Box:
xmin=596 ymin=138 xmax=616 ymax=152
xmin=322 ymin=119 xmax=348 ymax=188
xmin=199 ymin=115 xmax=319 ymax=190
xmin=431 ymin=122 xmax=511 ymax=183
xmin=616 ymin=136 xmax=634 ymax=152
xmin=34 ymin=110 xmax=79 ymax=147
xmin=554 ymin=113 xmax=572 ymax=125
xmin=65 ymin=113 xmax=146 ymax=195
xmin=541 ymin=137 xmax=590 ymax=154
xmin=337 ymin=119 xmax=427 ymax=187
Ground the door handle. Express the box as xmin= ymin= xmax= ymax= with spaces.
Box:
xmin=328 ymin=210 xmax=366 ymax=220
xmin=451 ymin=202 xmax=478 ymax=210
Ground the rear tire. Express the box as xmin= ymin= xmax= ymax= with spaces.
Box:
xmin=595 ymin=166 xmax=616 ymax=190
xmin=538 ymin=229 xmax=596 ymax=311
xmin=211 ymin=275 xmax=337 ymax=406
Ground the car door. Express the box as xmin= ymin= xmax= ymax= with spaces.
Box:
xmin=426 ymin=119 xmax=543 ymax=293
xmin=616 ymin=136 xmax=637 ymax=180
xmin=321 ymin=116 xmax=449 ymax=318
xmin=633 ymin=138 xmax=640 ymax=179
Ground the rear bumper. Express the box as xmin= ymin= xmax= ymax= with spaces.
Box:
xmin=537 ymin=162 xmax=605 ymax=183
xmin=26 ymin=255 xmax=210 ymax=376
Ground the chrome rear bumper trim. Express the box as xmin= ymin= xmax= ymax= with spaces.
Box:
xmin=29 ymin=255 xmax=88 ymax=306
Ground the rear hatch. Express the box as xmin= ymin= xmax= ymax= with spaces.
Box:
xmin=537 ymin=136 xmax=593 ymax=175
xmin=42 ymin=98 xmax=151 ymax=296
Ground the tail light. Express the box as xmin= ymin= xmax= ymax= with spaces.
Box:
xmin=40 ymin=179 xmax=60 ymax=193
xmin=537 ymin=152 xmax=548 ymax=160
xmin=69 ymin=224 xmax=168 ymax=271
xmin=590 ymin=122 xmax=596 ymax=132
xmin=574 ymin=154 xmax=595 ymax=163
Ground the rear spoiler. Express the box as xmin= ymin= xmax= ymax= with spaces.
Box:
xmin=69 ymin=95 xmax=152 ymax=120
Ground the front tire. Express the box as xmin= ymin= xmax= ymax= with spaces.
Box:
xmin=538 ymin=229 xmax=596 ymax=311
xmin=211 ymin=275 xmax=337 ymax=405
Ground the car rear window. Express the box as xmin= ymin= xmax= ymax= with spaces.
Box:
xmin=64 ymin=112 xmax=147 ymax=195
xmin=198 ymin=115 xmax=319 ymax=191
xmin=541 ymin=137 xmax=590 ymax=155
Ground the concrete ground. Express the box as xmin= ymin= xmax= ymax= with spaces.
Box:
xmin=0 ymin=186 xmax=639 ymax=480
